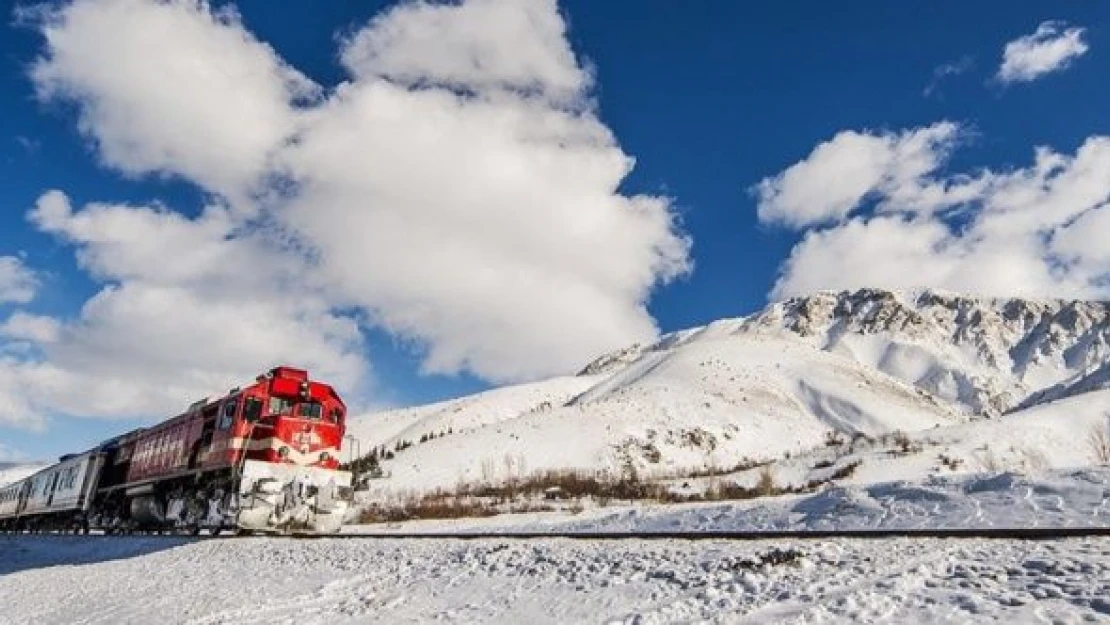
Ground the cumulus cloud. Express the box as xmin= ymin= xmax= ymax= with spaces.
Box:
xmin=29 ymin=0 xmax=316 ymax=202
xmin=2 ymin=0 xmax=689 ymax=427
xmin=0 ymin=257 xmax=37 ymax=304
xmin=280 ymin=43 xmax=689 ymax=380
xmin=997 ymin=21 xmax=1088 ymax=84
xmin=755 ymin=125 xmax=1110 ymax=301
xmin=0 ymin=191 xmax=368 ymax=428
xmin=341 ymin=0 xmax=588 ymax=106
xmin=0 ymin=312 xmax=61 ymax=344
xmin=754 ymin=122 xmax=968 ymax=228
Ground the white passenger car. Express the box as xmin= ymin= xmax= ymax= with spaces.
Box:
xmin=0 ymin=452 xmax=105 ymax=529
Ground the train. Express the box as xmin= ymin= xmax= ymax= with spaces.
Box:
xmin=0 ymin=366 xmax=354 ymax=535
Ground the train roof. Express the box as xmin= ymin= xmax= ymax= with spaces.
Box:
xmin=94 ymin=427 xmax=147 ymax=452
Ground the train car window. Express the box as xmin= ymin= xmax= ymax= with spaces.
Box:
xmin=218 ymin=398 xmax=238 ymax=430
xmin=242 ymin=396 xmax=263 ymax=423
xmin=298 ymin=401 xmax=323 ymax=420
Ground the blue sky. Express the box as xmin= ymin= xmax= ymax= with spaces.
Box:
xmin=2 ymin=0 xmax=1109 ymax=461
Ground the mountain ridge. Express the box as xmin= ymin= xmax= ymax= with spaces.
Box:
xmin=348 ymin=288 xmax=1110 ymax=496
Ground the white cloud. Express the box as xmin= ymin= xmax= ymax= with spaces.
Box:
xmin=0 ymin=257 xmax=37 ymax=304
xmin=753 ymin=122 xmax=964 ymax=228
xmin=0 ymin=442 xmax=30 ymax=463
xmin=923 ymin=56 xmax=974 ymax=98
xmin=279 ymin=60 xmax=689 ymax=381
xmin=1052 ymin=204 xmax=1110 ymax=268
xmin=0 ymin=191 xmax=367 ymax=428
xmin=757 ymin=125 xmax=1110 ymax=301
xmin=341 ymin=0 xmax=587 ymax=106
xmin=997 ymin=21 xmax=1088 ymax=84
xmin=30 ymin=0 xmax=316 ymax=203
xmin=5 ymin=0 xmax=689 ymax=427
xmin=0 ymin=312 xmax=61 ymax=344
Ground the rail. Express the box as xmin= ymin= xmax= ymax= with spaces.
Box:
xmin=6 ymin=526 xmax=1110 ymax=540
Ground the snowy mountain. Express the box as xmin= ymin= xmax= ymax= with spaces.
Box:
xmin=742 ymin=288 xmax=1110 ymax=416
xmin=347 ymin=288 xmax=1110 ymax=496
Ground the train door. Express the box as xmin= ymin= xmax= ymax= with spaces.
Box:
xmin=16 ymin=480 xmax=30 ymax=515
xmin=45 ymin=472 xmax=59 ymax=507
xmin=210 ymin=396 xmax=243 ymax=466
xmin=196 ymin=404 xmax=219 ymax=467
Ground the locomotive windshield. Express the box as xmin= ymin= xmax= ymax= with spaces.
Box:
xmin=268 ymin=396 xmax=294 ymax=416
xmin=298 ymin=401 xmax=323 ymax=420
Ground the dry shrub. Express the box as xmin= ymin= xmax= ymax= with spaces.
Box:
xmin=684 ymin=457 xmax=765 ymax=479
xmin=974 ymin=447 xmax=1001 ymax=473
xmin=938 ymin=453 xmax=964 ymax=471
xmin=1089 ymin=422 xmax=1110 ymax=466
xmin=827 ymin=460 xmax=861 ymax=481
xmin=357 ymin=458 xmax=870 ymax=524
xmin=757 ymin=464 xmax=777 ymax=496
xmin=359 ymin=495 xmax=499 ymax=523
xmin=890 ymin=430 xmax=922 ymax=455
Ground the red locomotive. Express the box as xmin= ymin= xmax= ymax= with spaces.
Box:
xmin=0 ymin=366 xmax=354 ymax=534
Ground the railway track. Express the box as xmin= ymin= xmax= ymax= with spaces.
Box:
xmin=320 ymin=527 xmax=1110 ymax=540
xmin=7 ymin=526 xmax=1110 ymax=540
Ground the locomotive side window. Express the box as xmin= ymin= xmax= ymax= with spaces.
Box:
xmin=329 ymin=407 xmax=344 ymax=423
xmin=219 ymin=398 xmax=239 ymax=430
xmin=242 ymin=396 xmax=263 ymax=423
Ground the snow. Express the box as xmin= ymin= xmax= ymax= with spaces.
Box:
xmin=3 ymin=534 xmax=1109 ymax=623
xmin=345 ymin=374 xmax=602 ymax=457
xmin=338 ymin=289 xmax=1110 ymax=519
xmin=340 ymin=467 xmax=1110 ymax=536
xmin=744 ymin=288 xmax=1110 ymax=416
xmin=349 ymin=331 xmax=964 ymax=497
xmin=547 ymin=469 xmax=1110 ymax=533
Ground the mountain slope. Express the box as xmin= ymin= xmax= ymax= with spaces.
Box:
xmin=743 ymin=288 xmax=1110 ymax=415
xmin=348 ymin=288 xmax=1110 ymax=496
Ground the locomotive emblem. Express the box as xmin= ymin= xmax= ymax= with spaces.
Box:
xmin=291 ymin=431 xmax=322 ymax=447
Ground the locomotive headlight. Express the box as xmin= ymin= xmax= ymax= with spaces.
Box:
xmin=319 ymin=452 xmax=330 ymax=462
xmin=278 ymin=446 xmax=290 ymax=459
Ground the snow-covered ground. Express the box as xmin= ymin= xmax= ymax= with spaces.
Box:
xmin=342 ymin=468 xmax=1110 ymax=537
xmin=2 ymin=534 xmax=1109 ymax=623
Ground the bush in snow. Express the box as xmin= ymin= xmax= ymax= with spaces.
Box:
xmin=1089 ymin=422 xmax=1110 ymax=466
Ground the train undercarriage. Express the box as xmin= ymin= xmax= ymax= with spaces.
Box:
xmin=2 ymin=461 xmax=352 ymax=536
